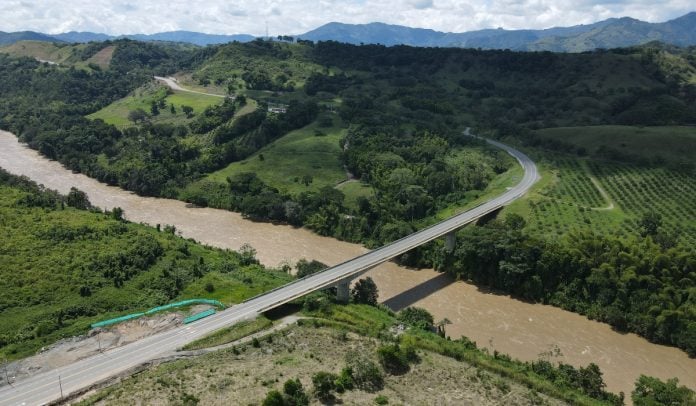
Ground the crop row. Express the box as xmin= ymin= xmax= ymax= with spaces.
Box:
xmin=525 ymin=158 xmax=696 ymax=248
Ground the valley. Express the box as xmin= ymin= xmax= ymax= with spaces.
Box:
xmin=1 ymin=26 xmax=696 ymax=405
xmin=1 ymin=129 xmax=694 ymax=397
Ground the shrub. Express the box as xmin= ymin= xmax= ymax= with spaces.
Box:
xmin=374 ymin=395 xmax=389 ymax=405
xmin=261 ymin=390 xmax=285 ymax=406
xmin=312 ymin=371 xmax=337 ymax=401
xmin=377 ymin=344 xmax=410 ymax=375
xmin=397 ymin=307 xmax=434 ymax=331
xmin=345 ymin=351 xmax=383 ymax=391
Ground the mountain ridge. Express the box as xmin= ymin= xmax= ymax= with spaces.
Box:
xmin=299 ymin=12 xmax=696 ymax=51
xmin=0 ymin=11 xmax=694 ymax=51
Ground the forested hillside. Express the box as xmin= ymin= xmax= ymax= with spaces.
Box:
xmin=0 ymin=168 xmax=290 ymax=360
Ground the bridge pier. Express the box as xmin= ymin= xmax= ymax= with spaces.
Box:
xmin=444 ymin=231 xmax=456 ymax=253
xmin=336 ymin=281 xmax=351 ymax=303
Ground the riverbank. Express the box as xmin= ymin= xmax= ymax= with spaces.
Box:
xmin=1 ymin=130 xmax=694 ymax=395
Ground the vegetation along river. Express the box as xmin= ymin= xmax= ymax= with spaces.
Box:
xmin=0 ymin=130 xmax=693 ymax=396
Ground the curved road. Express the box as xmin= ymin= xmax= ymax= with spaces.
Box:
xmin=154 ymin=76 xmax=227 ymax=98
xmin=0 ymin=135 xmax=537 ymax=406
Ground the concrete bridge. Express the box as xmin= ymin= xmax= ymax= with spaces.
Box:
xmin=0 ymin=134 xmax=538 ymax=406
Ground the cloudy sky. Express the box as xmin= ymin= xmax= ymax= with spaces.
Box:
xmin=1 ymin=0 xmax=693 ymax=35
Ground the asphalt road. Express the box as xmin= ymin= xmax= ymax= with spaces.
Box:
xmin=0 ymin=135 xmax=537 ymax=406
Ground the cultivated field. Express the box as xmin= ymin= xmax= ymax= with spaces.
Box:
xmin=505 ymin=126 xmax=696 ymax=247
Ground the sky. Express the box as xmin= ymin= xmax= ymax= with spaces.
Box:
xmin=1 ymin=0 xmax=694 ymax=36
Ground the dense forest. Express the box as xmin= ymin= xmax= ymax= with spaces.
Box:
xmin=1 ymin=39 xmax=695 ymax=357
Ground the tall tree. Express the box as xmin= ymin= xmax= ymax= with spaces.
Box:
xmin=351 ymin=277 xmax=379 ymax=305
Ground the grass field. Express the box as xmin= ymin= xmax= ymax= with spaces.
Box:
xmin=535 ymin=126 xmax=696 ymax=167
xmin=0 ymin=40 xmax=112 ymax=70
xmin=205 ymin=120 xmax=348 ymax=195
xmin=0 ymin=41 xmax=84 ymax=65
xmin=87 ymin=82 xmax=224 ymax=127
xmin=336 ymin=181 xmax=375 ymax=210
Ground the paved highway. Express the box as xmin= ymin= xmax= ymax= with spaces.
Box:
xmin=0 ymin=134 xmax=537 ymax=406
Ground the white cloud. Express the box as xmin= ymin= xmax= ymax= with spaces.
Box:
xmin=0 ymin=0 xmax=692 ymax=35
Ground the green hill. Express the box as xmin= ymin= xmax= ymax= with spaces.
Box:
xmin=0 ymin=169 xmax=291 ymax=360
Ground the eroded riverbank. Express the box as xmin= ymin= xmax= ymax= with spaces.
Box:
xmin=1 ymin=130 xmax=693 ymax=395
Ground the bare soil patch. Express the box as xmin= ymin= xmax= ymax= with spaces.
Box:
xmin=77 ymin=325 xmax=568 ymax=406
xmin=87 ymin=45 xmax=115 ymax=69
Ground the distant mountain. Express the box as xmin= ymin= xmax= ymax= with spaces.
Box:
xmin=1 ymin=12 xmax=695 ymax=51
xmin=298 ymin=22 xmax=450 ymax=46
xmin=51 ymin=30 xmax=255 ymax=46
xmin=52 ymin=31 xmax=112 ymax=43
xmin=0 ymin=31 xmax=63 ymax=45
xmin=529 ymin=13 xmax=696 ymax=51
xmin=3 ymin=30 xmax=255 ymax=47
xmin=122 ymin=31 xmax=255 ymax=46
xmin=299 ymin=12 xmax=696 ymax=51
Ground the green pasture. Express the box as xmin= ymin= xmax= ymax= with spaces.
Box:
xmin=535 ymin=125 xmax=696 ymax=166
xmin=205 ymin=120 xmax=348 ymax=195
xmin=87 ymin=83 xmax=224 ymax=127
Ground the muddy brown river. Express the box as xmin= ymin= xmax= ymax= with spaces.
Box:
xmin=0 ymin=130 xmax=693 ymax=396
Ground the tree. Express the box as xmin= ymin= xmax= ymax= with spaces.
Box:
xmin=345 ymin=351 xmax=383 ymax=391
xmin=262 ymin=390 xmax=285 ymax=406
xmin=150 ymin=101 xmax=159 ymax=116
xmin=397 ymin=307 xmax=434 ymax=330
xmin=66 ymin=187 xmax=91 ymax=210
xmin=505 ymin=213 xmax=526 ymax=230
xmin=239 ymin=243 xmax=258 ymax=266
xmin=301 ymin=175 xmax=313 ymax=186
xmin=283 ymin=378 xmax=309 ymax=406
xmin=639 ymin=211 xmax=662 ymax=236
xmin=170 ymin=104 xmax=176 ymax=114
xmin=632 ymin=375 xmax=695 ymax=405
xmin=377 ymin=344 xmax=410 ymax=374
xmin=111 ymin=207 xmax=124 ymax=221
xmin=335 ymin=367 xmax=354 ymax=393
xmin=351 ymin=277 xmax=379 ymax=305
xmin=296 ymin=259 xmax=327 ymax=278
xmin=283 ymin=201 xmax=304 ymax=226
xmin=312 ymin=371 xmax=337 ymax=401
xmin=127 ymin=108 xmax=148 ymax=123
xmin=578 ymin=363 xmax=606 ymax=399
xmin=182 ymin=105 xmax=194 ymax=118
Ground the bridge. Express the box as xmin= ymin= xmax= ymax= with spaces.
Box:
xmin=0 ymin=135 xmax=538 ymax=406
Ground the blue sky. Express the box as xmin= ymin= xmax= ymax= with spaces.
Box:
xmin=1 ymin=0 xmax=693 ymax=35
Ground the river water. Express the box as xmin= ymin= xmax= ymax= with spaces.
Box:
xmin=0 ymin=130 xmax=693 ymax=396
